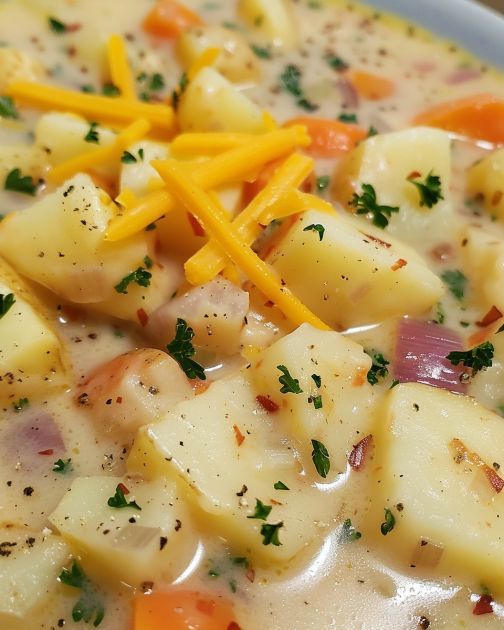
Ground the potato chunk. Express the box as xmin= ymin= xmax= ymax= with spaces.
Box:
xmin=332 ymin=127 xmax=455 ymax=249
xmin=238 ymin=0 xmax=298 ymax=50
xmin=467 ymin=148 xmax=504 ymax=221
xmin=0 ymin=145 xmax=48 ymax=183
xmin=267 ymin=209 xmax=443 ymax=328
xmin=178 ymin=67 xmax=266 ymax=133
xmin=0 ymin=48 xmax=45 ymax=92
xmin=49 ymin=476 xmax=198 ymax=586
xmin=368 ymin=383 xmax=504 ymax=594
xmin=0 ymin=529 xmax=69 ymax=620
xmin=119 ymin=140 xmax=168 ymax=196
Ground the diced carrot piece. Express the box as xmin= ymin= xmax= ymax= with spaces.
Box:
xmin=346 ymin=70 xmax=395 ymax=101
xmin=283 ymin=117 xmax=367 ymax=159
xmin=143 ymin=0 xmax=204 ymax=38
xmin=134 ymin=590 xmax=239 ymax=630
xmin=413 ymin=93 xmax=504 ymax=144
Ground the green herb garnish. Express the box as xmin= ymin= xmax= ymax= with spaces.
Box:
xmin=12 ymin=397 xmax=29 ymax=412
xmin=251 ymin=44 xmax=271 ymax=59
xmin=59 ymin=560 xmax=105 ymax=626
xmin=114 ymin=266 xmax=152 ymax=294
xmin=0 ymin=96 xmax=19 ymax=119
xmin=260 ymin=522 xmax=283 ymax=546
xmin=316 ymin=175 xmax=330 ymax=192
xmin=365 ymin=351 xmax=389 ymax=385
xmin=303 ymin=223 xmax=325 ymax=241
xmin=121 ymin=151 xmax=137 ymax=164
xmin=277 ymin=364 xmax=302 ymax=394
xmin=338 ymin=112 xmax=358 ymax=123
xmin=53 ymin=458 xmax=72 ymax=474
xmin=274 ymin=481 xmax=289 ymax=490
xmin=171 ymin=72 xmax=188 ymax=110
xmin=102 ymin=83 xmax=120 ymax=97
xmin=279 ymin=64 xmax=318 ymax=111
xmin=107 ymin=484 xmax=142 ymax=510
xmin=48 ymin=17 xmax=68 ymax=33
xmin=5 ymin=168 xmax=38 ymax=196
xmin=311 ymin=374 xmax=321 ymax=388
xmin=339 ymin=518 xmax=362 ymax=542
xmin=84 ymin=122 xmax=99 ymax=144
xmin=309 ymin=394 xmax=323 ymax=409
xmin=407 ymin=170 xmax=444 ymax=208
xmin=0 ymin=293 xmax=15 ymax=318
xmin=247 ymin=498 xmax=272 ymax=521
xmin=350 ymin=183 xmax=399 ymax=229
xmin=311 ymin=439 xmax=330 ymax=478
xmin=446 ymin=341 xmax=494 ymax=376
xmin=441 ymin=269 xmax=467 ymax=300
xmin=166 ymin=318 xmax=206 ymax=380
xmin=325 ymin=54 xmax=348 ymax=72
xmin=380 ymin=508 xmax=395 ymax=535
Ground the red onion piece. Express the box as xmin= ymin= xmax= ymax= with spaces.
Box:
xmin=446 ymin=68 xmax=481 ymax=84
xmin=394 ymin=319 xmax=467 ymax=394
xmin=348 ymin=434 xmax=373 ymax=471
xmin=473 ymin=594 xmax=493 ymax=616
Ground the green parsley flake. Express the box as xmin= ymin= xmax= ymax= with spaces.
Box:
xmin=107 ymin=484 xmax=142 ymax=510
xmin=365 ymin=351 xmax=390 ymax=385
xmin=274 ymin=481 xmax=289 ymax=490
xmin=166 ymin=318 xmax=206 ymax=381
xmin=247 ymin=498 xmax=272 ymax=521
xmin=279 ymin=64 xmax=318 ymax=112
xmin=121 ymin=151 xmax=137 ymax=164
xmin=367 ymin=125 xmax=378 ymax=137
xmin=12 ymin=397 xmax=29 ymax=412
xmin=434 ymin=302 xmax=445 ymax=325
xmin=149 ymin=73 xmax=165 ymax=91
xmin=5 ymin=168 xmax=38 ymax=196
xmin=441 ymin=269 xmax=467 ymax=300
xmin=251 ymin=44 xmax=271 ymax=59
xmin=311 ymin=374 xmax=322 ymax=388
xmin=102 ymin=83 xmax=120 ymax=97
xmin=260 ymin=522 xmax=283 ymax=546
xmin=59 ymin=560 xmax=105 ymax=626
xmin=0 ymin=293 xmax=15 ymax=319
xmin=311 ymin=439 xmax=330 ymax=478
xmin=309 ymin=394 xmax=323 ymax=409
xmin=407 ymin=170 xmax=444 ymax=208
xmin=114 ymin=266 xmax=152 ymax=294
xmin=339 ymin=518 xmax=362 ymax=542
xmin=316 ymin=175 xmax=330 ymax=192
xmin=48 ymin=17 xmax=68 ymax=33
xmin=350 ymin=183 xmax=399 ymax=229
xmin=53 ymin=458 xmax=72 ymax=474
xmin=446 ymin=341 xmax=494 ymax=376
xmin=0 ymin=96 xmax=19 ymax=119
xmin=303 ymin=223 xmax=325 ymax=241
xmin=171 ymin=72 xmax=189 ymax=110
xmin=143 ymin=255 xmax=153 ymax=269
xmin=338 ymin=112 xmax=358 ymax=123
xmin=325 ymin=54 xmax=348 ymax=72
xmin=84 ymin=122 xmax=99 ymax=144
xmin=380 ymin=508 xmax=396 ymax=535
xmin=277 ymin=364 xmax=302 ymax=394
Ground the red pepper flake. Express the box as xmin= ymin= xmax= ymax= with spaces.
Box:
xmin=391 ymin=258 xmax=407 ymax=271
xmin=264 ymin=300 xmax=274 ymax=308
xmin=476 ymin=305 xmax=502 ymax=328
xmin=492 ymin=190 xmax=503 ymax=207
xmin=256 ymin=395 xmax=279 ymax=413
xmin=352 ymin=366 xmax=368 ymax=387
xmin=38 ymin=448 xmax=54 ymax=456
xmin=228 ymin=623 xmax=242 ymax=630
xmin=66 ymin=22 xmax=82 ymax=32
xmin=473 ymin=594 xmax=493 ymax=615
xmin=187 ymin=212 xmax=205 ymax=237
xmin=233 ymin=424 xmax=245 ymax=446
xmin=136 ymin=308 xmax=149 ymax=327
xmin=118 ymin=483 xmax=130 ymax=495
xmin=246 ymin=567 xmax=255 ymax=583
xmin=407 ymin=170 xmax=422 ymax=180
xmin=116 ymin=396 xmax=123 ymax=404
xmin=196 ymin=598 xmax=215 ymax=616
xmin=362 ymin=233 xmax=392 ymax=248
xmin=451 ymin=438 xmax=504 ymax=493
xmin=348 ymin=434 xmax=373 ymax=471
xmin=430 ymin=243 xmax=452 ymax=262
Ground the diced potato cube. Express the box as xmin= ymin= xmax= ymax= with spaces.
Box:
xmin=332 ymin=127 xmax=456 ymax=250
xmin=367 ymin=383 xmax=504 ymax=594
xmin=49 ymin=476 xmax=198 ymax=586
xmin=0 ymin=529 xmax=69 ymax=619
xmin=0 ymin=144 xmax=48 ymax=182
xmin=178 ymin=67 xmax=266 ymax=134
xmin=267 ymin=209 xmax=443 ymax=328
xmin=470 ymin=332 xmax=504 ymax=412
xmin=176 ymin=25 xmax=261 ymax=83
xmin=119 ymin=140 xmax=168 ymax=196
xmin=467 ymin=148 xmax=504 ymax=221
xmin=0 ymin=48 xmax=45 ymax=92
xmin=238 ymin=0 xmax=298 ymax=50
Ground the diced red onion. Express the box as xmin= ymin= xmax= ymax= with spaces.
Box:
xmin=348 ymin=434 xmax=373 ymax=471
xmin=394 ymin=319 xmax=467 ymax=394
xmin=446 ymin=68 xmax=481 ymax=85
xmin=3 ymin=413 xmax=65 ymax=471
xmin=473 ymin=594 xmax=494 ymax=616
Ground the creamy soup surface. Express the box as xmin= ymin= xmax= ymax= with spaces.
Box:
xmin=0 ymin=0 xmax=504 ymax=629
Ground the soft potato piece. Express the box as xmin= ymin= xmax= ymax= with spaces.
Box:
xmin=367 ymin=383 xmax=504 ymax=594
xmin=332 ymin=127 xmax=455 ymax=249
xmin=128 ymin=372 xmax=338 ymax=563
xmin=0 ymin=144 xmax=48 ymax=182
xmin=119 ymin=140 xmax=168 ymax=196
xmin=0 ymin=529 xmax=69 ymax=620
xmin=467 ymin=148 xmax=504 ymax=220
xmin=178 ymin=67 xmax=266 ymax=133
xmin=238 ymin=0 xmax=298 ymax=50
xmin=0 ymin=48 xmax=45 ymax=92
xmin=147 ymin=278 xmax=249 ymax=356
xmin=0 ymin=257 xmax=68 ymax=399
xmin=470 ymin=332 xmax=504 ymax=412
xmin=253 ymin=323 xmax=375 ymax=466
xmin=0 ymin=174 xmax=175 ymax=321
xmin=78 ymin=348 xmax=194 ymax=434
xmin=176 ymin=25 xmax=261 ymax=83
xmin=267 ymin=209 xmax=443 ymax=328
xmin=49 ymin=476 xmax=198 ymax=586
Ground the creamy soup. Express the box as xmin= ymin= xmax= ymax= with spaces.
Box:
xmin=0 ymin=1 xmax=504 ymax=629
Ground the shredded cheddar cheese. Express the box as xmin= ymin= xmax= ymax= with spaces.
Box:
xmin=107 ymin=35 xmax=137 ymax=100
xmin=258 ymin=190 xmax=336 ymax=225
xmin=187 ymin=47 xmax=222 ymax=81
xmin=170 ymin=132 xmax=256 ymax=157
xmin=154 ymin=158 xmax=331 ymax=331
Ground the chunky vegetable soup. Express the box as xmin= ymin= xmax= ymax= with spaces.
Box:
xmin=0 ymin=0 xmax=504 ymax=628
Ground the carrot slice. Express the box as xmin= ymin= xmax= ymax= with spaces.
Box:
xmin=346 ymin=70 xmax=395 ymax=101
xmin=143 ymin=0 xmax=204 ymax=38
xmin=133 ymin=590 xmax=239 ymax=630
xmin=284 ymin=117 xmax=367 ymax=158
xmin=413 ymin=93 xmax=504 ymax=144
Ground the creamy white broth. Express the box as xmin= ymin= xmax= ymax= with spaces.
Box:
xmin=0 ymin=0 xmax=504 ymax=629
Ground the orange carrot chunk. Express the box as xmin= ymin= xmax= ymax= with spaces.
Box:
xmin=413 ymin=93 xmax=504 ymax=144
xmin=346 ymin=70 xmax=395 ymax=101
xmin=284 ymin=117 xmax=367 ymax=158
xmin=134 ymin=590 xmax=240 ymax=630
xmin=143 ymin=0 xmax=204 ymax=39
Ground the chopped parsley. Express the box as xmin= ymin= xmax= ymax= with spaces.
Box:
xmin=279 ymin=64 xmax=318 ymax=112
xmin=311 ymin=439 xmax=330 ymax=478
xmin=338 ymin=112 xmax=358 ymax=123
xmin=367 ymin=125 xmax=378 ymax=137
xmin=166 ymin=318 xmax=206 ymax=380
xmin=247 ymin=498 xmax=272 ymax=521
xmin=316 ymin=175 xmax=330 ymax=192
xmin=121 ymin=151 xmax=137 ymax=164
xmin=84 ymin=122 xmax=99 ymax=144
xmin=350 ymin=183 xmax=399 ymax=229
xmin=59 ymin=560 xmax=105 ymax=626
xmin=325 ymin=54 xmax=349 ymax=72
xmin=143 ymin=255 xmax=153 ymax=269
xmin=308 ymin=394 xmax=323 ymax=409
xmin=434 ymin=302 xmax=445 ymax=325
xmin=171 ymin=72 xmax=188 ymax=110
xmin=446 ymin=341 xmax=494 ymax=376
xmin=48 ymin=17 xmax=69 ymax=33
xmin=4 ymin=168 xmax=38 ymax=196
xmin=53 ymin=458 xmax=72 ymax=473
xmin=277 ymin=364 xmax=302 ymax=394
xmin=441 ymin=269 xmax=467 ymax=300
xmin=102 ymin=83 xmax=120 ymax=97
xmin=365 ymin=351 xmax=390 ymax=385
xmin=303 ymin=223 xmax=325 ymax=241
xmin=260 ymin=522 xmax=283 ymax=546
xmin=274 ymin=481 xmax=289 ymax=490
xmin=380 ymin=508 xmax=395 ymax=535
xmin=107 ymin=484 xmax=142 ymax=510
xmin=339 ymin=518 xmax=362 ymax=542
xmin=0 ymin=96 xmax=19 ymax=119
xmin=311 ymin=374 xmax=322 ymax=388
xmin=498 ymin=323 xmax=504 ymax=334
xmin=114 ymin=266 xmax=152 ymax=294
xmin=407 ymin=170 xmax=444 ymax=208
xmin=251 ymin=44 xmax=271 ymax=59
xmin=12 ymin=397 xmax=29 ymax=412
xmin=0 ymin=293 xmax=15 ymax=318
xmin=149 ymin=73 xmax=165 ymax=91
